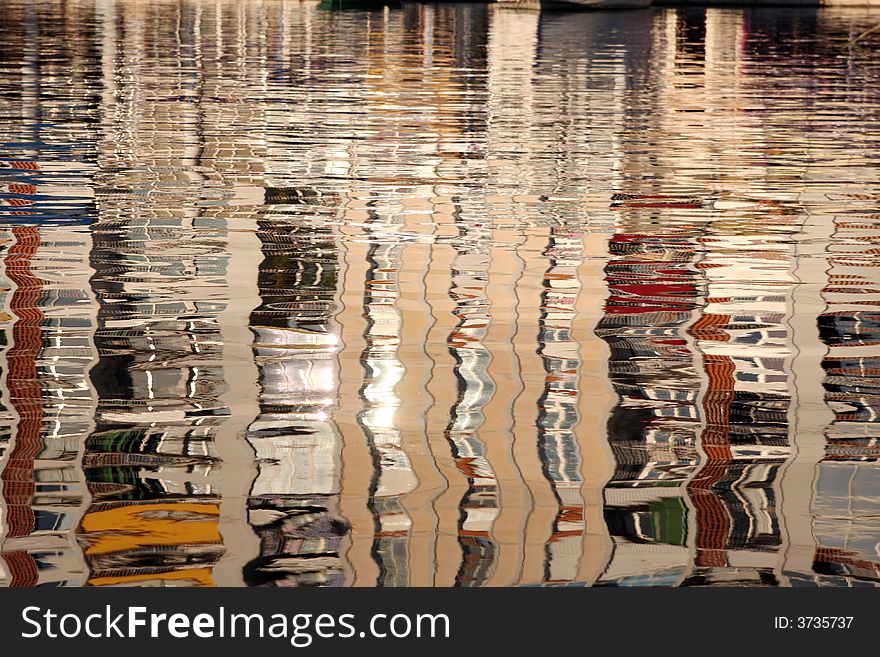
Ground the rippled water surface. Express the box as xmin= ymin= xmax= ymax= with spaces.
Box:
xmin=1 ymin=0 xmax=879 ymax=587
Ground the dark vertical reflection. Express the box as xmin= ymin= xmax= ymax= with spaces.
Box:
xmin=675 ymin=9 xmax=706 ymax=62
xmin=595 ymin=203 xmax=702 ymax=586
xmin=243 ymin=202 xmax=349 ymax=588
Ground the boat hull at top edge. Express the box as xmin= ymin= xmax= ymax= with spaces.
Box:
xmin=496 ymin=0 xmax=653 ymax=10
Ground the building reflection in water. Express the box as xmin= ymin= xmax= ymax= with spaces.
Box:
xmin=1 ymin=0 xmax=879 ymax=587
xmin=244 ymin=202 xmax=348 ymax=588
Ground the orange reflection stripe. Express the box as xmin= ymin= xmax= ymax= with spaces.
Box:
xmin=88 ymin=567 xmax=214 ymax=587
xmin=80 ymin=503 xmax=221 ymax=555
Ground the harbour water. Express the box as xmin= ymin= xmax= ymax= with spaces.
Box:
xmin=1 ymin=0 xmax=879 ymax=587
